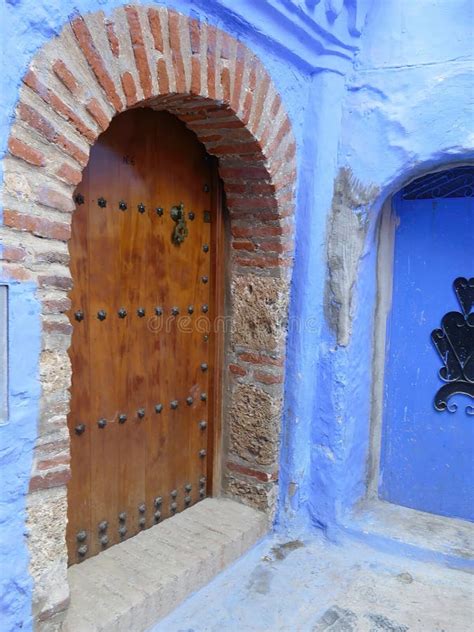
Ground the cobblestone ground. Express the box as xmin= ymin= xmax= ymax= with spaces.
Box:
xmin=150 ymin=533 xmax=473 ymax=632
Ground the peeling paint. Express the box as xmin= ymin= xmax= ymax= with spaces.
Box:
xmin=325 ymin=167 xmax=379 ymax=346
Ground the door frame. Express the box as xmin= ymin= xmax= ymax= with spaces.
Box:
xmin=368 ymin=163 xmax=474 ymax=504
xmin=208 ymin=159 xmax=226 ymax=495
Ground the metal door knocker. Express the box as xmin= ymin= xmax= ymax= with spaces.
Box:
xmin=170 ymin=203 xmax=188 ymax=245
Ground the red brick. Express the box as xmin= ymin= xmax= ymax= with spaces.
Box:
xmin=248 ymin=59 xmax=258 ymax=92
xmin=191 ymin=55 xmax=201 ymax=94
xmin=8 ymin=137 xmax=45 ymax=166
xmin=106 ymin=20 xmax=120 ymax=57
xmin=29 ymin=467 xmax=70 ymax=492
xmin=2 ymin=245 xmax=27 ymax=262
xmin=156 ymin=58 xmax=170 ymax=93
xmin=250 ymin=73 xmax=270 ymax=129
xmin=71 ymin=17 xmax=123 ymax=112
xmin=0 ymin=263 xmax=34 ymax=281
xmin=18 ymin=102 xmax=55 ymax=140
xmin=232 ymin=241 xmax=255 ymax=251
xmin=231 ymin=42 xmax=246 ymax=113
xmin=224 ymin=183 xmax=246 ymax=194
xmin=190 ymin=119 xmax=244 ymax=131
xmin=254 ymin=370 xmax=283 ymax=385
xmin=56 ymin=163 xmax=82 ymax=186
xmin=221 ymin=66 xmax=231 ymax=103
xmin=125 ymin=6 xmax=153 ymax=99
xmin=86 ymin=98 xmax=109 ymax=131
xmin=38 ymin=275 xmax=73 ymax=290
xmin=219 ymin=165 xmax=269 ymax=180
xmin=37 ymin=453 xmax=70 ymax=471
xmin=37 ymin=187 xmax=75 ymax=213
xmin=285 ymin=141 xmax=297 ymax=162
xmin=43 ymin=318 xmax=73 ymax=335
xmin=258 ymin=240 xmax=293 ymax=254
xmin=18 ymin=103 xmax=90 ymax=167
xmin=52 ymin=59 xmax=80 ymax=96
xmin=168 ymin=11 xmax=186 ymax=93
xmin=57 ymin=135 xmax=88 ymax=167
xmin=227 ymin=196 xmax=278 ymax=209
xmin=148 ymin=8 xmax=164 ymax=52
xmin=41 ymin=296 xmax=71 ymax=314
xmin=241 ymin=90 xmax=253 ymax=125
xmin=121 ymin=72 xmax=138 ymax=106
xmin=3 ymin=209 xmax=71 ymax=241
xmin=226 ymin=460 xmax=277 ymax=482
xmin=229 ymin=363 xmax=246 ymax=376
xmin=271 ymin=94 xmax=282 ymax=118
xmin=207 ymin=25 xmax=217 ymax=98
xmin=189 ymin=18 xmax=200 ymax=54
xmin=220 ymin=32 xmax=233 ymax=61
xmin=231 ymin=224 xmax=290 ymax=238
xmin=24 ymin=70 xmax=96 ymax=142
xmin=238 ymin=351 xmax=283 ymax=367
xmin=211 ymin=141 xmax=261 ymax=156
xmin=268 ymin=117 xmax=292 ymax=155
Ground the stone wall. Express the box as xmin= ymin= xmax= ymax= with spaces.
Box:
xmin=0 ymin=5 xmax=296 ymax=628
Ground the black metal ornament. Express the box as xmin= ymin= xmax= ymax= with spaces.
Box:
xmin=170 ymin=202 xmax=188 ymax=245
xmin=431 ymin=277 xmax=474 ymax=413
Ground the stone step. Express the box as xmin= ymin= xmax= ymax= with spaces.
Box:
xmin=62 ymin=498 xmax=268 ymax=632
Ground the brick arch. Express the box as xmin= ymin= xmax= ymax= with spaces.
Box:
xmin=1 ymin=4 xmax=295 ymax=622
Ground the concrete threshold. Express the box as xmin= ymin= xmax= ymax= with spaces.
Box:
xmin=63 ymin=498 xmax=269 ymax=632
xmin=345 ymin=499 xmax=474 ymax=571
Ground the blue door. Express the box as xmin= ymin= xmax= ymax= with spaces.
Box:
xmin=380 ymin=168 xmax=474 ymax=521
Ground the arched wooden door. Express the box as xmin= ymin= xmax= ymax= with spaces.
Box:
xmin=67 ymin=109 xmax=223 ymax=564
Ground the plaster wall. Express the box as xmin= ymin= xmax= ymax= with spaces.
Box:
xmin=285 ymin=0 xmax=474 ymax=537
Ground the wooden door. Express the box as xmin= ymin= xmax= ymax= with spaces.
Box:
xmin=67 ymin=109 xmax=223 ymax=564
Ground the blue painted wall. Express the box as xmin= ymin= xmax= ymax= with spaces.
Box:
xmin=1 ymin=0 xmax=474 ymax=628
xmin=282 ymin=0 xmax=474 ymax=538
xmin=0 ymin=280 xmax=40 ymax=632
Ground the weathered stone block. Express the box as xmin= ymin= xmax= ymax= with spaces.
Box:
xmin=229 ymin=383 xmax=282 ymax=466
xmin=26 ymin=487 xmax=69 ymax=624
xmin=231 ymin=274 xmax=289 ymax=352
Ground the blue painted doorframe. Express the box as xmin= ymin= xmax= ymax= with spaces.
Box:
xmin=380 ymin=180 xmax=474 ymax=521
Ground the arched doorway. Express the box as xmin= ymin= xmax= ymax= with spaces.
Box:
xmin=379 ymin=165 xmax=474 ymax=521
xmin=2 ymin=5 xmax=296 ymax=624
xmin=67 ymin=108 xmax=224 ymax=563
